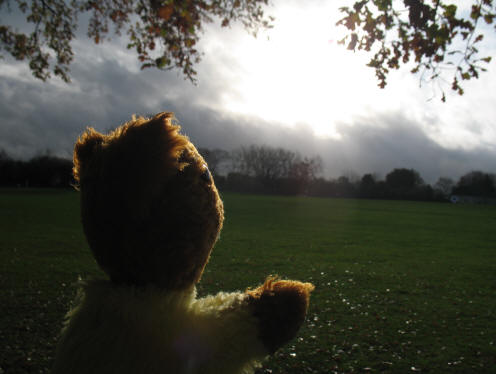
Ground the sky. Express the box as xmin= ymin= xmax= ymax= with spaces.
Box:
xmin=1 ymin=0 xmax=495 ymax=183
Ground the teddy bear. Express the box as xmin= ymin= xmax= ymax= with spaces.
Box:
xmin=52 ymin=112 xmax=314 ymax=374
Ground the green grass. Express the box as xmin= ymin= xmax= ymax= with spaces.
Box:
xmin=1 ymin=189 xmax=495 ymax=373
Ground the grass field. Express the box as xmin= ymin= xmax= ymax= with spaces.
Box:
xmin=1 ymin=189 xmax=495 ymax=373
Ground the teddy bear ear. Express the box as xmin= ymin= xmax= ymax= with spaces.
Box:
xmin=152 ymin=111 xmax=175 ymax=123
xmin=73 ymin=127 xmax=105 ymax=183
xmin=149 ymin=111 xmax=177 ymax=131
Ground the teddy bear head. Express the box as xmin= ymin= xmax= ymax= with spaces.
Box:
xmin=73 ymin=112 xmax=224 ymax=290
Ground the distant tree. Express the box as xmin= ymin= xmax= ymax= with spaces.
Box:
xmin=0 ymin=150 xmax=73 ymax=187
xmin=361 ymin=172 xmax=376 ymax=185
xmin=340 ymin=169 xmax=361 ymax=184
xmin=338 ymin=0 xmax=496 ymax=100
xmin=335 ymin=175 xmax=358 ymax=197
xmin=453 ymin=170 xmax=495 ymax=197
xmin=0 ymin=148 xmax=10 ymax=161
xmin=374 ymin=180 xmax=390 ymax=199
xmin=289 ymin=156 xmax=323 ymax=181
xmin=285 ymin=155 xmax=323 ymax=195
xmin=307 ymin=177 xmax=334 ymax=197
xmin=384 ymin=168 xmax=429 ymax=200
xmin=359 ymin=173 xmax=377 ymax=198
xmin=224 ymin=172 xmax=263 ymax=194
xmin=26 ymin=154 xmax=73 ymax=187
xmin=434 ymin=176 xmax=455 ymax=197
xmin=386 ymin=168 xmax=424 ymax=190
xmin=415 ymin=184 xmax=436 ymax=201
xmin=0 ymin=0 xmax=273 ymax=83
xmin=0 ymin=149 xmax=16 ymax=186
xmin=232 ymin=145 xmax=297 ymax=181
xmin=230 ymin=145 xmax=323 ymax=194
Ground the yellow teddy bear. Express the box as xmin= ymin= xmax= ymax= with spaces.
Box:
xmin=52 ymin=112 xmax=314 ymax=374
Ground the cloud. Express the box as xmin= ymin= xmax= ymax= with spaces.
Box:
xmin=324 ymin=114 xmax=496 ymax=182
xmin=1 ymin=3 xmax=495 ymax=185
xmin=1 ymin=48 xmax=495 ymax=184
xmin=175 ymin=108 xmax=496 ymax=183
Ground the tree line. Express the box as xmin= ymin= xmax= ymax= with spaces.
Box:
xmin=200 ymin=146 xmax=496 ymax=202
xmin=0 ymin=150 xmax=73 ymax=188
xmin=1 ymin=146 xmax=495 ymax=202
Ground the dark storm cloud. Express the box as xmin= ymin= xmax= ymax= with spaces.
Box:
xmin=0 ymin=54 xmax=188 ymax=159
xmin=174 ymin=108 xmax=496 ymax=183
xmin=324 ymin=115 xmax=496 ymax=182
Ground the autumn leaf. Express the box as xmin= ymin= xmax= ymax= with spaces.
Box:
xmin=0 ymin=0 xmax=273 ymax=84
xmin=185 ymin=38 xmax=196 ymax=48
xmin=337 ymin=0 xmax=495 ymax=100
xmin=158 ymin=5 xmax=174 ymax=21
xmin=483 ymin=14 xmax=494 ymax=24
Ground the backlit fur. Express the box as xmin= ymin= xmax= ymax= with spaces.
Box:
xmin=53 ymin=112 xmax=314 ymax=374
xmin=73 ymin=112 xmax=223 ymax=290
xmin=53 ymin=282 xmax=266 ymax=374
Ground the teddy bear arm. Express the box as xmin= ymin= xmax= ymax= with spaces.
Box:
xmin=246 ymin=278 xmax=315 ymax=354
xmin=190 ymin=291 xmax=269 ymax=374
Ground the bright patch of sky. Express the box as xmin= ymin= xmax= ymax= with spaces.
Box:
xmin=199 ymin=0 xmax=496 ymax=149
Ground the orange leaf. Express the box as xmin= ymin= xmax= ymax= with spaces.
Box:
xmin=185 ymin=38 xmax=195 ymax=47
xmin=158 ymin=5 xmax=174 ymax=21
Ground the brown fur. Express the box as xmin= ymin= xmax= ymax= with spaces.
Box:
xmin=71 ymin=111 xmax=314 ymax=364
xmin=246 ymin=277 xmax=315 ymax=353
xmin=73 ymin=112 xmax=224 ymax=290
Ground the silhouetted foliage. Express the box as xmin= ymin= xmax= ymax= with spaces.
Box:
xmin=434 ymin=176 xmax=455 ymax=198
xmin=359 ymin=173 xmax=376 ymax=197
xmin=199 ymin=148 xmax=493 ymax=203
xmin=306 ymin=178 xmax=336 ymax=198
xmin=453 ymin=170 xmax=496 ymax=197
xmin=335 ymin=176 xmax=357 ymax=197
xmin=338 ymin=0 xmax=496 ymax=100
xmin=229 ymin=145 xmax=322 ymax=194
xmin=0 ymin=149 xmax=25 ymax=186
xmin=384 ymin=168 xmax=429 ymax=199
xmin=0 ymin=150 xmax=73 ymax=187
xmin=386 ymin=168 xmax=424 ymax=190
xmin=0 ymin=0 xmax=272 ymax=83
xmin=358 ymin=173 xmax=390 ymax=199
xmin=221 ymin=172 xmax=263 ymax=194
xmin=232 ymin=145 xmax=296 ymax=180
xmin=4 ymin=0 xmax=493 ymax=100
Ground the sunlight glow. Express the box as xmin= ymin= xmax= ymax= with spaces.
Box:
xmin=200 ymin=1 xmax=496 ymax=150
xmin=210 ymin=3 xmax=382 ymax=138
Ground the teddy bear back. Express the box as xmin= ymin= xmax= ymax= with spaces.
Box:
xmin=73 ymin=112 xmax=224 ymax=290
